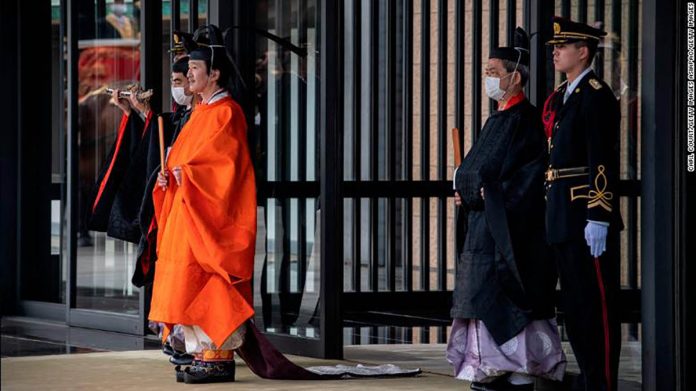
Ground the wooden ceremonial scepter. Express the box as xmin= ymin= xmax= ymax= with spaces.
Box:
xmin=452 ymin=127 xmax=462 ymax=166
xmin=452 ymin=127 xmax=465 ymax=253
xmin=158 ymin=116 xmax=165 ymax=174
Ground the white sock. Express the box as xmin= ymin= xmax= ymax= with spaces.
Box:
xmin=508 ymin=373 xmax=534 ymax=385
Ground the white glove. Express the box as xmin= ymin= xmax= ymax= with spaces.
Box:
xmin=584 ymin=221 xmax=608 ymax=258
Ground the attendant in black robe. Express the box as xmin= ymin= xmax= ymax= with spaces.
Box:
xmin=87 ymin=55 xmax=196 ymax=364
xmin=446 ymin=28 xmax=566 ymax=391
xmin=131 ymin=56 xmax=195 ymax=288
xmin=88 ymin=56 xmax=195 ymax=287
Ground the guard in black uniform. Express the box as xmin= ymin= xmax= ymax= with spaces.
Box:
xmin=542 ymin=17 xmax=624 ymax=391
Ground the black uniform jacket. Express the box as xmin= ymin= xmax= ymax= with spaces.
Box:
xmin=543 ymin=70 xmax=624 ymax=244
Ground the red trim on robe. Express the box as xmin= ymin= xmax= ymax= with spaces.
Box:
xmin=498 ymin=92 xmax=526 ymax=111
xmin=91 ymin=113 xmax=130 ymax=213
xmin=141 ymin=110 xmax=153 ymax=139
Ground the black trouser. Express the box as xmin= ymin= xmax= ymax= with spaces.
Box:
xmin=552 ymin=233 xmax=621 ymax=391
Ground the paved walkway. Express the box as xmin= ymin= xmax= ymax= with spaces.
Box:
xmin=1 ymin=349 xmax=457 ymax=391
xmin=1 ymin=343 xmax=642 ymax=390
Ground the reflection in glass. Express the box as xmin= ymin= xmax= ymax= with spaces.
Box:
xmin=256 ymin=199 xmax=319 ymax=338
xmin=253 ymin=0 xmax=320 ymax=339
xmin=74 ymin=0 xmax=142 ymax=314
xmin=51 ymin=200 xmax=62 ymax=256
xmin=177 ymin=0 xmax=208 ymax=34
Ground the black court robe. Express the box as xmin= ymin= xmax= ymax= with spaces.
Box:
xmin=88 ymin=106 xmax=191 ymax=286
xmin=131 ymin=107 xmax=191 ymax=287
xmin=452 ymin=98 xmax=557 ymax=346
xmin=89 ymin=111 xmax=147 ymax=238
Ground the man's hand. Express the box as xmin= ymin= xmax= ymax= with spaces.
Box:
xmin=157 ymin=170 xmax=168 ymax=191
xmin=480 ymin=187 xmax=485 ymax=200
xmin=110 ymin=89 xmax=131 ymax=115
xmin=454 ymin=192 xmax=462 ymax=206
xmin=128 ymin=86 xmax=151 ymax=116
xmin=584 ymin=221 xmax=608 ymax=257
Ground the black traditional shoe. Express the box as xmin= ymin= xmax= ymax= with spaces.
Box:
xmin=162 ymin=342 xmax=175 ymax=356
xmin=183 ymin=360 xmax=235 ymax=384
xmin=169 ymin=352 xmax=195 ymax=366
xmin=174 ymin=365 xmax=186 ymax=383
xmin=471 ymin=376 xmax=506 ymax=390
xmin=503 ymin=384 xmax=533 ymax=391
xmin=470 ymin=375 xmax=534 ymax=391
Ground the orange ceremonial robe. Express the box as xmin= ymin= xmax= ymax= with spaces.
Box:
xmin=149 ymin=96 xmax=256 ymax=348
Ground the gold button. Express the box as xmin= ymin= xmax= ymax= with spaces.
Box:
xmin=575 ymin=88 xmax=580 ymax=93
xmin=550 ymin=144 xmax=554 ymax=149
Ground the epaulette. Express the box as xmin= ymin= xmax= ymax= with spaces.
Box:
xmin=589 ymin=79 xmax=602 ymax=90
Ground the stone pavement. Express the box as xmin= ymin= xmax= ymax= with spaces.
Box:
xmin=1 ymin=349 xmax=458 ymax=391
xmin=1 ymin=342 xmax=642 ymax=391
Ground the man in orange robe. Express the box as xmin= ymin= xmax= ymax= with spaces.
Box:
xmin=148 ymin=25 xmax=422 ymax=385
xmin=149 ymin=28 xmax=256 ymax=384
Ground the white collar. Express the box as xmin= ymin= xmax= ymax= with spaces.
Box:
xmin=205 ymin=88 xmax=229 ymax=105
xmin=564 ymin=67 xmax=593 ymax=102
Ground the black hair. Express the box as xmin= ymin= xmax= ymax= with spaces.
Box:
xmin=573 ymin=40 xmax=599 ymax=66
xmin=501 ymin=59 xmax=529 ymax=85
xmin=172 ymin=55 xmax=189 ymax=75
xmin=190 ymin=25 xmax=245 ymax=99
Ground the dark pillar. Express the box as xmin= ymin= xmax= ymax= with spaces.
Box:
xmin=526 ymin=0 xmax=554 ymax=108
xmin=22 ymin=0 xmax=53 ymax=302
xmin=319 ymin=0 xmax=344 ymax=359
xmin=140 ymin=0 xmax=162 ymax=113
xmin=674 ymin=2 xmax=693 ymax=390
xmin=0 ymin=0 xmax=20 ymax=315
xmin=641 ymin=0 xmax=678 ymax=389
xmin=0 ymin=0 xmax=55 ymax=308
xmin=208 ymin=0 xmax=233 ymax=30
xmin=231 ymin=1 xmax=257 ymax=130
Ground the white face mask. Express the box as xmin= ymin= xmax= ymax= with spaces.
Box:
xmin=485 ymin=54 xmax=521 ymax=102
xmin=171 ymin=86 xmax=193 ymax=106
xmin=485 ymin=76 xmax=509 ymax=101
